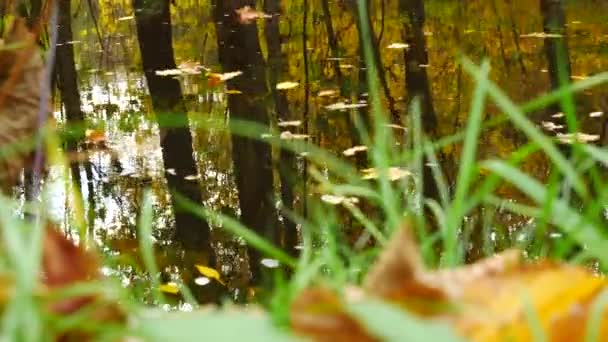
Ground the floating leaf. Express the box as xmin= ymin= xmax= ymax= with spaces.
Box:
xmin=325 ymin=102 xmax=368 ymax=111
xmin=155 ymin=69 xmax=182 ymax=76
xmin=277 ymin=120 xmax=302 ymax=128
xmin=159 ymin=282 xmax=180 ymax=295
xmin=361 ymin=167 xmax=412 ymax=181
xmin=276 ymin=81 xmax=299 ymax=90
xmin=556 ymin=132 xmax=600 ymax=144
xmin=194 ymin=277 xmax=211 ymax=286
xmin=260 ymin=259 xmax=280 ymax=268
xmin=280 ymin=131 xmax=310 ymax=140
xmin=320 ymin=194 xmax=360 ymax=206
xmin=541 ymin=121 xmax=563 ymax=131
xmin=520 ymin=32 xmax=564 ymax=38
xmin=387 ymin=42 xmax=409 ymax=50
xmin=590 ymin=111 xmax=604 ymax=118
xmin=343 ymin=145 xmax=368 ymax=156
xmin=235 ymin=6 xmax=272 ymax=24
xmin=318 ymin=89 xmax=338 ymax=97
xmin=184 ymin=174 xmax=201 ymax=181
xmin=195 ymin=265 xmax=225 ymax=285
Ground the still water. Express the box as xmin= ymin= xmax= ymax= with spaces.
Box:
xmin=42 ymin=0 xmax=608 ymax=304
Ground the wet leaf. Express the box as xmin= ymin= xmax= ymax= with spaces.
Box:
xmin=325 ymin=102 xmax=367 ymax=111
xmin=343 ymin=145 xmax=368 ymax=156
xmin=195 ymin=265 xmax=225 ymax=286
xmin=361 ymin=167 xmax=412 ymax=181
xmin=276 ymin=81 xmax=299 ymax=90
xmin=318 ymin=89 xmax=338 ymax=97
xmin=556 ymin=132 xmax=600 ymax=144
xmin=159 ymin=282 xmax=180 ymax=295
xmin=387 ymin=43 xmax=409 ymax=50
xmin=277 ymin=120 xmax=302 ymax=128
xmin=280 ymin=131 xmax=310 ymax=140
xmin=320 ymin=194 xmax=360 ymax=206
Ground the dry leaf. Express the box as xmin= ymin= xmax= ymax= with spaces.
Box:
xmin=291 ymin=287 xmax=379 ymax=342
xmin=362 ymin=220 xmax=608 ymax=341
xmin=0 ymin=19 xmax=48 ymax=190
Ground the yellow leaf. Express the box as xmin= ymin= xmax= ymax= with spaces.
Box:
xmin=276 ymin=81 xmax=299 ymax=90
xmin=195 ymin=265 xmax=225 ymax=285
xmin=159 ymin=282 xmax=180 ymax=295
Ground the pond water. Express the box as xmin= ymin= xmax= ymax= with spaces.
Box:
xmin=42 ymin=0 xmax=608 ymax=304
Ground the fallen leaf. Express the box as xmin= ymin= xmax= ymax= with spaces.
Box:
xmin=320 ymin=194 xmax=360 ymax=206
xmin=276 ymin=81 xmax=299 ymax=90
xmin=291 ymin=287 xmax=379 ymax=342
xmin=325 ymin=102 xmax=368 ymax=111
xmin=387 ymin=43 xmax=409 ymax=50
xmin=278 ymin=120 xmax=302 ymax=128
xmin=159 ymin=282 xmax=180 ymax=295
xmin=195 ymin=265 xmax=225 ymax=286
xmin=318 ymin=89 xmax=338 ymax=97
xmin=556 ymin=132 xmax=600 ymax=144
xmin=280 ymin=131 xmax=310 ymax=140
xmin=361 ymin=167 xmax=411 ymax=181
xmin=343 ymin=145 xmax=368 ymax=157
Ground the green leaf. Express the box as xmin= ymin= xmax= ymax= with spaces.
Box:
xmin=349 ymin=299 xmax=465 ymax=342
xmin=136 ymin=309 xmax=299 ymax=342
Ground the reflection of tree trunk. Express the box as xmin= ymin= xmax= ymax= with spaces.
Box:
xmin=263 ymin=0 xmax=299 ymax=255
xmin=213 ymin=0 xmax=280 ymax=274
xmin=541 ymin=0 xmax=573 ymax=158
xmin=541 ymin=0 xmax=572 ymax=113
xmin=400 ymin=0 xmax=440 ymax=203
xmin=55 ymin=0 xmax=91 ymax=225
xmin=350 ymin=0 xmax=397 ymax=121
xmin=321 ymin=0 xmax=344 ymax=91
xmin=507 ymin=0 xmax=527 ymax=74
xmin=132 ymin=0 xmax=211 ymax=253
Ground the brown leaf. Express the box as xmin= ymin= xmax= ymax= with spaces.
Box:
xmin=290 ymin=287 xmax=379 ymax=342
xmin=0 ymin=18 xmax=48 ymax=191
xmin=363 ymin=219 xmax=608 ymax=341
